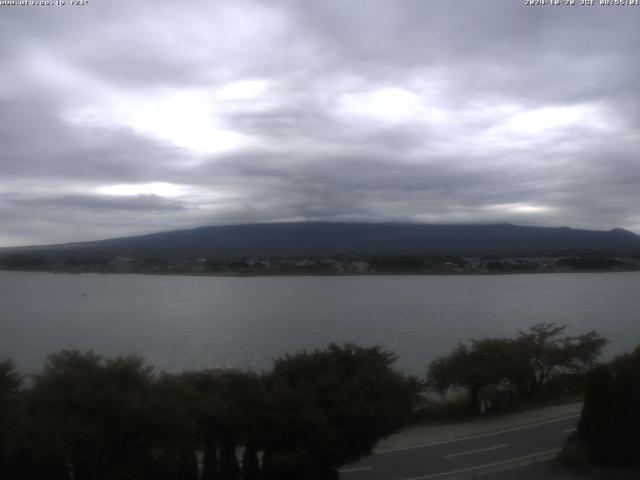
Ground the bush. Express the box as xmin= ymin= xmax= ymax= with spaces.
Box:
xmin=575 ymin=346 xmax=640 ymax=467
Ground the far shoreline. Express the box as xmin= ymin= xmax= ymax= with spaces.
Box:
xmin=1 ymin=267 xmax=639 ymax=278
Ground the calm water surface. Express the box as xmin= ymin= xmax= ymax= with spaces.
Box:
xmin=1 ymin=271 xmax=639 ymax=375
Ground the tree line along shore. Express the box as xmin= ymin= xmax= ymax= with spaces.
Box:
xmin=1 ymin=253 xmax=640 ymax=276
xmin=1 ymin=323 xmax=638 ymax=479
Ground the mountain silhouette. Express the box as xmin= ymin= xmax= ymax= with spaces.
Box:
xmin=4 ymin=222 xmax=640 ymax=259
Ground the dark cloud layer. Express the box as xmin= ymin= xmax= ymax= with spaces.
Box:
xmin=1 ymin=0 xmax=639 ymax=246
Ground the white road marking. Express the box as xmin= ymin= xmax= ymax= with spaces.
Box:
xmin=375 ymin=413 xmax=580 ymax=454
xmin=338 ymin=466 xmax=372 ymax=473
xmin=562 ymin=427 xmax=577 ymax=433
xmin=443 ymin=443 xmax=508 ymax=459
xmin=401 ymin=448 xmax=561 ymax=480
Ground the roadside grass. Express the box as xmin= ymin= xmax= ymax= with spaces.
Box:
xmin=409 ymin=388 xmax=584 ymax=426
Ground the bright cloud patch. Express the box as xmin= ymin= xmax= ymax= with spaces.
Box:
xmin=488 ymin=203 xmax=551 ymax=214
xmin=66 ymin=88 xmax=252 ymax=155
xmin=505 ymin=105 xmax=595 ymax=134
xmin=216 ymin=79 xmax=269 ymax=100
xmin=117 ymin=90 xmax=250 ymax=155
xmin=96 ymin=182 xmax=186 ymax=197
xmin=336 ymin=87 xmax=428 ymax=124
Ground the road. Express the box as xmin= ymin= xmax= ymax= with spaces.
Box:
xmin=339 ymin=413 xmax=579 ymax=480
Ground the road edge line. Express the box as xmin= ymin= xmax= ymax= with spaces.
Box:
xmin=375 ymin=413 xmax=579 ymax=454
xmin=401 ymin=448 xmax=561 ymax=480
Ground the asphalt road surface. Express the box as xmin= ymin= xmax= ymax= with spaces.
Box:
xmin=339 ymin=413 xmax=579 ymax=480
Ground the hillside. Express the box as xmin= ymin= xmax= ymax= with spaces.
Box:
xmin=3 ymin=222 xmax=640 ymax=259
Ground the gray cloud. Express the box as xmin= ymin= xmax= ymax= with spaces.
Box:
xmin=1 ymin=0 xmax=639 ymax=246
xmin=2 ymin=193 xmax=186 ymax=212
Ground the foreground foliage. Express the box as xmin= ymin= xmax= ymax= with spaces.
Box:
xmin=261 ymin=345 xmax=419 ymax=478
xmin=575 ymin=346 xmax=640 ymax=467
xmin=0 ymin=344 xmax=418 ymax=480
xmin=427 ymin=323 xmax=607 ymax=412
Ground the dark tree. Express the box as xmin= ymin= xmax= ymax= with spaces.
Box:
xmin=242 ymin=444 xmax=261 ymax=480
xmin=0 ymin=359 xmax=21 ymax=399
xmin=577 ymin=365 xmax=613 ymax=462
xmin=428 ymin=338 xmax=518 ymax=412
xmin=182 ymin=368 xmax=267 ymax=479
xmin=0 ymin=254 xmax=48 ymax=269
xmin=556 ymin=257 xmax=631 ymax=271
xmin=515 ymin=323 xmax=607 ymax=395
xmin=0 ymin=360 xmax=24 ymax=477
xmin=428 ymin=324 xmax=608 ymax=411
xmin=29 ymin=350 xmax=156 ymax=480
xmin=202 ymin=433 xmax=219 ymax=480
xmin=149 ymin=373 xmax=201 ymax=447
xmin=261 ymin=343 xmax=419 ymax=478
xmin=146 ymin=372 xmax=204 ymax=480
xmin=219 ymin=431 xmax=240 ymax=480
xmin=177 ymin=447 xmax=199 ymax=480
xmin=575 ymin=346 xmax=640 ymax=467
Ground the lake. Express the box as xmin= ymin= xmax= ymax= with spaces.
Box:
xmin=1 ymin=271 xmax=639 ymax=376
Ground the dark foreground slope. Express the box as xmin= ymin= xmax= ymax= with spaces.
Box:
xmin=3 ymin=222 xmax=640 ymax=259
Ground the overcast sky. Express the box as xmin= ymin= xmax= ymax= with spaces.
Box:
xmin=1 ymin=0 xmax=639 ymax=246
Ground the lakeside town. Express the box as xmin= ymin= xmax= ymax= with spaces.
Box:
xmin=2 ymin=253 xmax=639 ymax=275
